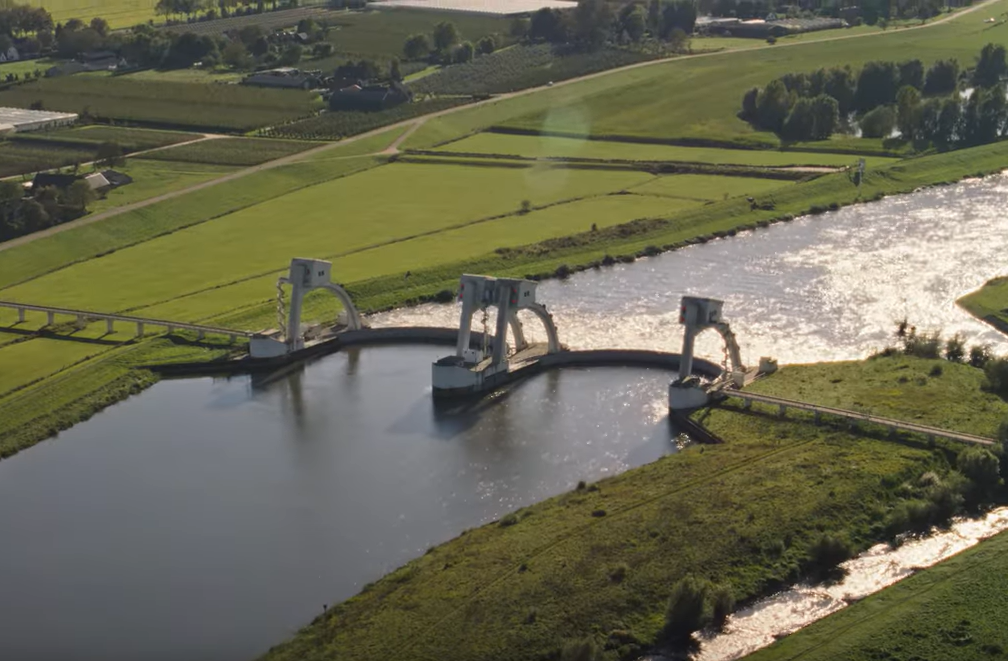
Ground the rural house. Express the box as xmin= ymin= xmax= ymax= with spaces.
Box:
xmin=329 ymin=81 xmax=412 ymax=112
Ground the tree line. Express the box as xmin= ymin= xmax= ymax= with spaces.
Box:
xmin=740 ymin=44 xmax=1007 ymax=144
xmin=402 ymin=21 xmax=496 ymax=65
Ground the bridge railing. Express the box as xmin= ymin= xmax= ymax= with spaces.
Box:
xmin=718 ymin=388 xmax=994 ymax=446
xmin=0 ymin=300 xmax=252 ymax=341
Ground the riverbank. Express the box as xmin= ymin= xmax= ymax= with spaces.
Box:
xmin=258 ymin=355 xmax=1008 ymax=661
xmin=4 ymin=140 xmax=1008 ymax=461
xmin=745 ymin=526 xmax=1008 ymax=661
xmin=959 ymin=276 xmax=1008 ymax=337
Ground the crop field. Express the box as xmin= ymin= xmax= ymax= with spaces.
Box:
xmin=18 ymin=0 xmax=159 ymax=27
xmin=435 ymin=132 xmax=899 ymax=167
xmin=139 ymin=137 xmax=317 ymax=166
xmin=0 ymin=77 xmax=321 ymax=132
xmin=747 ymin=529 xmax=1008 ymax=661
xmin=410 ymin=44 xmax=656 ymax=96
xmin=405 ymin=3 xmax=1008 ymax=149
xmin=268 ymin=98 xmax=468 ymax=140
xmin=0 ymin=140 xmax=95 ymax=179
xmin=88 ymin=160 xmax=236 ymax=214
xmin=13 ymin=126 xmax=197 ymax=152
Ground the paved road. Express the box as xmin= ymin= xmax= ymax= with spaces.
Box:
xmin=0 ymin=0 xmax=999 ymax=255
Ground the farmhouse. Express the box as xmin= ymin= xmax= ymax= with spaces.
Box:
xmin=329 ymin=81 xmax=412 ymax=112
xmin=31 ymin=170 xmax=132 ymax=195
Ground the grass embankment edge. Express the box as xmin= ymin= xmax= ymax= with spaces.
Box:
xmin=958 ymin=276 xmax=1008 ymax=337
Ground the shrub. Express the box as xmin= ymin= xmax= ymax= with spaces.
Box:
xmin=807 ymin=532 xmax=853 ymax=577
xmin=929 ymin=364 xmax=943 ymax=377
xmin=499 ymin=513 xmax=518 ymax=527
xmin=608 ymin=563 xmax=629 ymax=583
xmin=945 ymin=333 xmax=966 ymax=362
xmin=860 ymin=105 xmax=897 ymax=138
xmin=711 ymin=585 xmax=735 ymax=628
xmin=957 ymin=446 xmax=1002 ymax=503
xmin=901 ymin=328 xmax=942 ymax=358
xmin=560 ymin=637 xmax=601 ymax=661
xmin=970 ymin=344 xmax=994 ymax=368
xmin=661 ymin=575 xmax=712 ymax=642
xmin=885 ymin=498 xmax=935 ymax=537
xmin=984 ymin=357 xmax=1008 ymax=396
xmin=554 ymin=264 xmax=571 ymax=279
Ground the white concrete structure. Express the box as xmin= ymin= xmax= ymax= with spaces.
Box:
xmin=0 ymin=107 xmax=78 ymax=133
xmin=669 ymin=296 xmax=748 ymax=410
xmin=249 ymin=258 xmax=362 ymax=358
xmin=432 ymin=274 xmax=560 ymax=396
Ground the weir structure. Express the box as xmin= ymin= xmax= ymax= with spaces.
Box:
xmin=250 ymin=258 xmax=363 ymax=359
xmin=668 ymin=296 xmax=774 ymax=410
xmin=431 ymin=274 xmax=561 ymax=397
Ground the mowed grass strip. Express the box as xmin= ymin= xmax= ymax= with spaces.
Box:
xmin=260 ymin=356 xmax=1005 ymax=661
xmin=745 ymin=528 xmax=1008 ymax=661
xmin=436 ymin=132 xmax=898 ymax=168
xmin=139 ymin=137 xmax=317 ymax=166
xmin=0 ymin=334 xmax=117 ymax=397
xmin=1 ymin=163 xmax=653 ymax=313
xmin=0 ymin=154 xmax=382 ymax=290
xmin=627 ymin=173 xmax=792 ymax=201
xmin=0 ymin=77 xmax=321 ymax=132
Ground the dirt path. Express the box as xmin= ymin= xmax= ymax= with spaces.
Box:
xmin=1 ymin=0 xmax=999 ymax=255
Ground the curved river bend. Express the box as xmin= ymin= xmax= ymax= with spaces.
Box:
xmin=2 ymin=174 xmax=1008 ymax=661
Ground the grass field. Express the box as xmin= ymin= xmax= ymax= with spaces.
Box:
xmin=746 ymin=528 xmax=1008 ymax=661
xmin=0 ymin=77 xmax=321 ymax=132
xmin=259 ymin=355 xmax=1008 ymax=661
xmin=435 ymin=132 xmax=898 ymax=167
xmin=20 ymin=0 xmax=158 ymax=27
xmin=88 ymin=159 xmax=237 ymax=214
xmin=0 ymin=57 xmax=61 ymax=78
xmin=139 ymin=137 xmax=317 ymax=166
xmin=958 ymin=276 xmax=1008 ymax=335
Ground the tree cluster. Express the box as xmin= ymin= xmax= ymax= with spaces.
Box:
xmin=0 ymin=178 xmax=95 ymax=243
xmin=519 ymin=0 xmax=695 ymax=51
xmin=741 ymin=45 xmax=1007 ymax=143
xmin=402 ymin=21 xmax=494 ymax=65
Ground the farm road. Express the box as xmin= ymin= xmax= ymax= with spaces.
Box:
xmin=1 ymin=0 xmax=999 ymax=255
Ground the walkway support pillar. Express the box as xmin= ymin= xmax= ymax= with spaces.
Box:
xmin=17 ymin=307 xmax=25 ymax=322
xmin=106 ymin=319 xmax=114 ymax=334
xmin=136 ymin=322 xmax=144 ymax=337
xmin=46 ymin=311 xmax=54 ymax=325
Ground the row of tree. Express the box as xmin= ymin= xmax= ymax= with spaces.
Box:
xmin=508 ymin=0 xmax=695 ymax=51
xmin=741 ymin=44 xmax=1006 ymax=141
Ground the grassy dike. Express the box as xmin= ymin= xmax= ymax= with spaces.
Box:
xmin=745 ymin=528 xmax=1008 ymax=661
xmin=959 ymin=276 xmax=1008 ymax=336
xmin=3 ymin=139 xmax=1008 ymax=461
xmin=258 ymin=356 xmax=1007 ymax=661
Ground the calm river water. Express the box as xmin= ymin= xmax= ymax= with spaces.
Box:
xmin=2 ymin=174 xmax=1008 ymax=661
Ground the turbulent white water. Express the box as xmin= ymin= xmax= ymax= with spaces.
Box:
xmin=373 ymin=173 xmax=1008 ymax=365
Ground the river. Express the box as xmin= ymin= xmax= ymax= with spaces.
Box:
xmin=1 ymin=174 xmax=1007 ymax=661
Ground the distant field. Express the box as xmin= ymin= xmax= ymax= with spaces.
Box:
xmin=0 ymin=334 xmax=115 ymax=398
xmin=270 ymin=98 xmax=468 ymax=140
xmin=162 ymin=5 xmax=335 ymax=37
xmin=407 ymin=6 xmax=1008 ymax=148
xmin=13 ymin=125 xmax=196 ymax=152
xmin=139 ymin=137 xmax=317 ymax=166
xmin=20 ymin=0 xmax=159 ymax=27
xmin=0 ymin=77 xmax=321 ymax=132
xmin=0 ymin=57 xmax=60 ymax=78
xmin=88 ymin=160 xmax=236 ymax=214
xmin=0 ymin=140 xmax=94 ymax=179
xmin=747 ymin=529 xmax=1008 ymax=661
xmin=436 ymin=132 xmax=896 ymax=167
